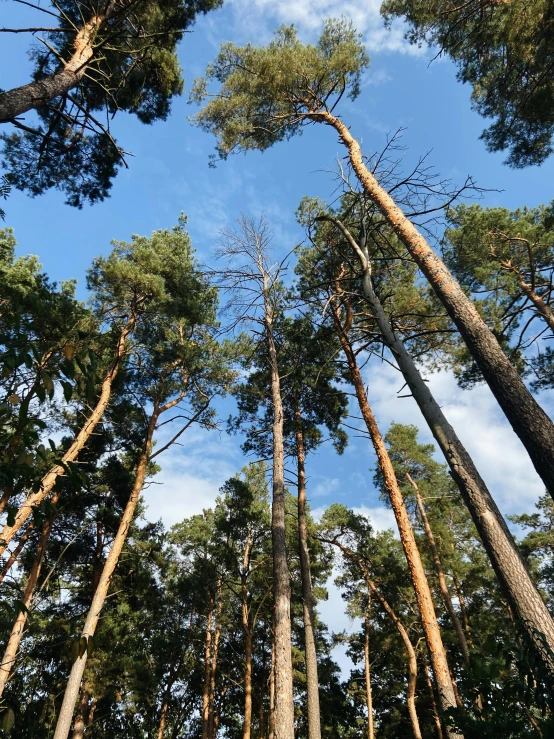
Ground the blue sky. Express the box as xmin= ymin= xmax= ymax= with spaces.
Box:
xmin=2 ymin=0 xmax=553 ymax=569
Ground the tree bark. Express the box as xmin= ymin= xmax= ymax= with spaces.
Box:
xmin=265 ymin=295 xmax=295 ymax=739
xmin=295 ymin=406 xmax=322 ymax=739
xmin=330 ymin=294 xmax=462 ymax=739
xmin=0 ymin=494 xmax=58 ymax=695
xmin=202 ymin=593 xmax=215 ymax=739
xmin=0 ymin=1 xmax=117 ymax=122
xmin=406 ymin=473 xmax=470 ymax=666
xmin=364 ymin=597 xmax=374 ymax=739
xmin=268 ymin=634 xmax=276 ymax=739
xmin=325 ymin=216 xmax=554 ymax=682
xmin=0 ymin=315 xmax=135 ymax=556
xmin=208 ymin=591 xmax=222 ymax=739
xmin=316 ymin=110 xmax=554 ymax=500
xmin=52 ymin=404 xmax=158 ymax=739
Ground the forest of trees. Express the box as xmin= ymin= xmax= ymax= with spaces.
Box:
xmin=1 ymin=0 xmax=554 ymax=737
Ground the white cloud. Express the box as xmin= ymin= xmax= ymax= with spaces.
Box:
xmin=227 ymin=0 xmax=422 ymax=56
xmin=361 ymin=361 xmax=546 ymax=516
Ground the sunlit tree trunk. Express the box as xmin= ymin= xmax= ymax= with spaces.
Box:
xmin=0 ymin=522 xmax=34 ymax=585
xmin=317 ymin=110 xmax=554 ymax=501
xmin=0 ymin=496 xmax=57 ymax=695
xmin=326 ymin=215 xmax=554 ymax=681
xmin=53 ymin=404 xmax=158 ymax=739
xmin=202 ymin=592 xmax=215 ymax=739
xmin=406 ymin=473 xmax=470 ymax=665
xmin=364 ymin=595 xmax=374 ymax=739
xmin=0 ymin=315 xmax=135 ymax=556
xmin=330 ymin=293 xmax=462 ymax=739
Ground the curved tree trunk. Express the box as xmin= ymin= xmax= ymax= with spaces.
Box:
xmin=295 ymin=406 xmax=322 ymax=739
xmin=265 ymin=300 xmax=295 ymax=739
xmin=316 ymin=111 xmax=554 ymax=500
xmin=0 ymin=494 xmax=58 ymax=695
xmin=0 ymin=1 xmax=117 ymax=122
xmin=52 ymin=406 xmax=158 ymax=739
xmin=330 ymin=294 xmax=462 ymax=739
xmin=0 ymin=316 xmax=135 ymax=557
xmin=325 ymin=215 xmax=554 ymax=681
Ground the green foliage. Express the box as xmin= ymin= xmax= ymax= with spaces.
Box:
xmin=381 ymin=0 xmax=554 ymax=167
xmin=191 ymin=19 xmax=369 ymax=159
xmin=0 ymin=0 xmax=222 ymax=206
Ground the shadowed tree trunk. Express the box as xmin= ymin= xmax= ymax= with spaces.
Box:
xmin=329 ymin=291 xmax=462 ymax=739
xmin=294 ymin=404 xmax=322 ymax=739
xmin=323 ymin=215 xmax=554 ymax=681
xmin=314 ymin=110 xmax=554 ymax=501
xmin=265 ymin=288 xmax=295 ymax=739
xmin=0 ymin=0 xmax=117 ymax=122
xmin=0 ymin=522 xmax=35 ymax=585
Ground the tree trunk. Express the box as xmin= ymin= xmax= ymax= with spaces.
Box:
xmin=406 ymin=473 xmax=470 ymax=666
xmin=452 ymin=572 xmax=473 ymax=647
xmin=52 ymin=405 xmax=157 ymax=739
xmin=510 ymin=269 xmax=554 ymax=333
xmin=242 ymin=534 xmax=253 ymax=739
xmin=364 ymin=598 xmax=374 ymax=739
xmin=325 ymin=215 xmax=554 ymax=682
xmin=0 ymin=316 xmax=135 ymax=557
xmin=330 ymin=295 xmax=462 ymax=739
xmin=265 ymin=300 xmax=295 ymax=739
xmin=208 ymin=593 xmax=222 ymax=739
xmin=317 ymin=110 xmax=554 ymax=500
xmin=332 ymin=540 xmax=422 ymax=739
xmin=0 ymin=496 xmax=57 ymax=695
xmin=0 ymin=522 xmax=34 ymax=585
xmin=295 ymin=406 xmax=322 ymax=739
xmin=268 ymin=637 xmax=276 ymax=739
xmin=71 ymin=690 xmax=92 ymax=739
xmin=425 ymin=665 xmax=445 ymax=739
xmin=0 ymin=1 xmax=117 ymax=122
xmin=202 ymin=594 xmax=214 ymax=739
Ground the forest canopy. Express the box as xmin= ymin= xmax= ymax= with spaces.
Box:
xmin=1 ymin=2 xmax=554 ymax=739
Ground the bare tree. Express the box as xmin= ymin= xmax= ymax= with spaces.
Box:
xmin=215 ymin=216 xmax=295 ymax=739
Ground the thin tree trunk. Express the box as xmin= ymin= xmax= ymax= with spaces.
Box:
xmin=242 ymin=534 xmax=253 ymax=739
xmin=452 ymin=572 xmax=473 ymax=647
xmin=268 ymin=638 xmax=276 ymax=739
xmin=325 ymin=216 xmax=554 ymax=681
xmin=364 ymin=597 xmax=374 ymax=739
xmin=0 ymin=522 xmax=34 ymax=585
xmin=425 ymin=664 xmax=445 ymax=739
xmin=0 ymin=1 xmax=117 ymax=122
xmin=330 ymin=294 xmax=462 ymax=739
xmin=0 ymin=491 xmax=59 ymax=695
xmin=330 ymin=540 xmax=422 ymax=739
xmin=158 ymin=698 xmax=170 ymax=739
xmin=406 ymin=473 xmax=470 ymax=665
xmin=265 ymin=297 xmax=295 ymax=739
xmin=509 ymin=268 xmax=554 ymax=333
xmin=316 ymin=110 xmax=554 ymax=499
xmin=202 ymin=593 xmax=215 ymax=739
xmin=295 ymin=405 xmax=322 ymax=739
xmin=71 ymin=690 xmax=91 ymax=739
xmin=52 ymin=405 xmax=158 ymax=739
xmin=0 ymin=315 xmax=135 ymax=556
xmin=208 ymin=593 xmax=222 ymax=739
